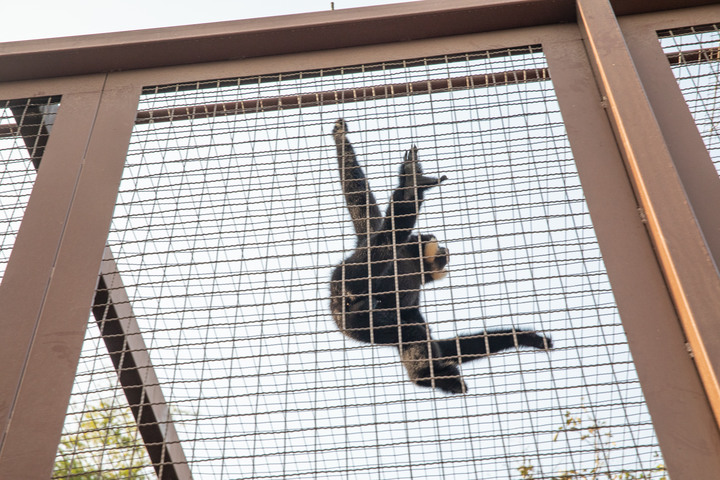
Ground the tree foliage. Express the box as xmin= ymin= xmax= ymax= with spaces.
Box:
xmin=518 ymin=409 xmax=667 ymax=480
xmin=54 ymin=400 xmax=151 ymax=480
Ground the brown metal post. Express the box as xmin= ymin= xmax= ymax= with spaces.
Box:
xmin=0 ymin=80 xmax=105 ymax=459
xmin=577 ymin=0 xmax=720 ymax=431
xmin=544 ymin=32 xmax=720 ymax=478
xmin=10 ymin=95 xmax=194 ymax=479
xmin=0 ymin=77 xmax=142 ymax=477
xmin=5 ymin=94 xmax=193 ymax=477
xmin=620 ymin=18 xmax=720 ymax=274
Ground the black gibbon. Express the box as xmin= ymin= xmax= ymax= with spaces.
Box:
xmin=329 ymin=119 xmax=551 ymax=394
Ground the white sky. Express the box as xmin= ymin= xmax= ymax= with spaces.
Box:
xmin=0 ymin=0 xmax=407 ymax=43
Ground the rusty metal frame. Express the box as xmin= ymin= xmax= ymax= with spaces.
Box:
xmin=2 ymin=0 xmax=720 ymax=478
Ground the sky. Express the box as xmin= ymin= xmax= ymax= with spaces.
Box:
xmin=0 ymin=0 xmax=407 ymax=43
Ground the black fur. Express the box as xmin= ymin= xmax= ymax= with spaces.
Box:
xmin=329 ymin=119 xmax=551 ymax=393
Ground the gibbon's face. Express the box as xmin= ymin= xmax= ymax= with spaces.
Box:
xmin=422 ymin=236 xmax=449 ymax=282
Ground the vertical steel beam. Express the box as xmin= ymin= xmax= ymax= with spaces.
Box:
xmin=0 ymin=76 xmax=142 ymax=477
xmin=545 ymin=32 xmax=720 ymax=478
xmin=577 ymin=0 xmax=720 ymax=432
xmin=620 ymin=17 xmax=720 ymax=274
xmin=7 ymin=96 xmax=193 ymax=478
xmin=0 ymin=80 xmax=105 ymax=460
xmin=11 ymin=95 xmax=194 ymax=479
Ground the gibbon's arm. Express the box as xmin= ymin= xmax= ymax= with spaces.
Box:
xmin=332 ymin=119 xmax=383 ymax=240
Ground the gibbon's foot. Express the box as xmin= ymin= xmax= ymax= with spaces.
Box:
xmin=421 ymin=234 xmax=449 ymax=281
xmin=401 ymin=344 xmax=467 ymax=394
xmin=400 ymin=146 xmax=447 ymax=199
xmin=414 ymin=365 xmax=467 ymax=394
xmin=413 ymin=360 xmax=467 ymax=394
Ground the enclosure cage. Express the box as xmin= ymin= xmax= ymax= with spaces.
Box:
xmin=1 ymin=1 xmax=720 ymax=479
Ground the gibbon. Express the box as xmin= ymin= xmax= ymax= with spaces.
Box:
xmin=329 ymin=119 xmax=551 ymax=393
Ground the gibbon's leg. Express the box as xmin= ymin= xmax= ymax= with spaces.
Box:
xmin=399 ymin=325 xmax=552 ymax=394
xmin=332 ymin=119 xmax=383 ymax=239
xmin=434 ymin=329 xmax=553 ymax=364
xmin=399 ymin=308 xmax=466 ymax=394
xmin=335 ymin=299 xmax=469 ymax=394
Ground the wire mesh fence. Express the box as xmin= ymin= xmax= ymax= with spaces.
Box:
xmin=660 ymin=23 xmax=720 ymax=174
xmin=55 ymin=46 xmax=666 ymax=479
xmin=0 ymin=97 xmax=57 ymax=282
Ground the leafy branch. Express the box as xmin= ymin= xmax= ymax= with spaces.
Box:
xmin=54 ymin=400 xmax=152 ymax=480
xmin=518 ymin=408 xmax=667 ymax=480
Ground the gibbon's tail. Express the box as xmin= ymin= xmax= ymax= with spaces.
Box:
xmin=434 ymin=329 xmax=552 ymax=364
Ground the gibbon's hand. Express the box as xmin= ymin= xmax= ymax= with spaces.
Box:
xmin=332 ymin=118 xmax=349 ymax=141
xmin=400 ymin=145 xmax=448 ymax=200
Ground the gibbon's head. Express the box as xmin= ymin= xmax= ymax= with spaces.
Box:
xmin=422 ymin=236 xmax=449 ymax=282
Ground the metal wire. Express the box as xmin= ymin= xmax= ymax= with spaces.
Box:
xmin=57 ymin=47 xmax=664 ymax=479
xmin=660 ymin=23 xmax=720 ymax=173
xmin=0 ymin=97 xmax=57 ymax=282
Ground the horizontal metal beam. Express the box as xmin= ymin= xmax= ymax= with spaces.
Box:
xmin=666 ymin=46 xmax=720 ymax=65
xmin=3 ymin=42 xmax=714 ymax=135
xmin=2 ymin=40 xmax=714 ymax=133
xmin=0 ymin=0 xmax=716 ymax=83
xmin=136 ymin=67 xmax=548 ymax=123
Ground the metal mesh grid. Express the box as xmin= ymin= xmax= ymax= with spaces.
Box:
xmin=0 ymin=96 xmax=58 ymax=283
xmin=659 ymin=23 xmax=720 ymax=174
xmin=58 ymin=47 xmax=666 ymax=479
